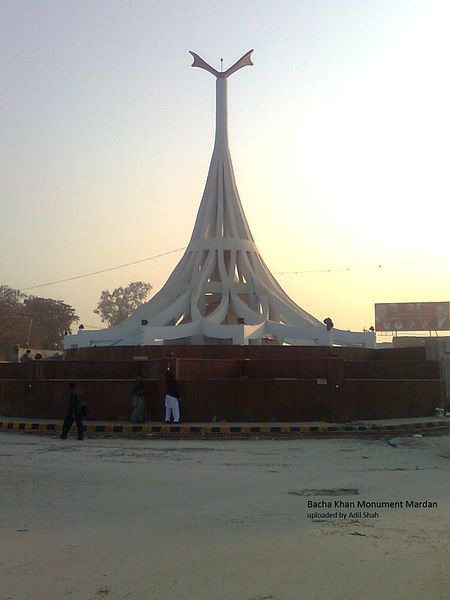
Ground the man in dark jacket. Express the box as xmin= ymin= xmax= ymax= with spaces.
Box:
xmin=60 ymin=382 xmax=84 ymax=440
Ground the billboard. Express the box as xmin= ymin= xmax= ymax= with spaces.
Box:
xmin=375 ymin=302 xmax=450 ymax=332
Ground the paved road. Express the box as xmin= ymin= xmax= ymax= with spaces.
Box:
xmin=1 ymin=433 xmax=449 ymax=600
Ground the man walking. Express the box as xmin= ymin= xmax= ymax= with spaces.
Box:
xmin=60 ymin=382 xmax=84 ymax=440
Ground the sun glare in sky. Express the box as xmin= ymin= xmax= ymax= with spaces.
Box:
xmin=1 ymin=0 xmax=449 ymax=335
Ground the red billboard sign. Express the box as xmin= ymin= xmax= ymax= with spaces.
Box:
xmin=375 ymin=302 xmax=450 ymax=332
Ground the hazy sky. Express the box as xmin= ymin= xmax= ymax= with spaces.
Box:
xmin=1 ymin=0 xmax=449 ymax=335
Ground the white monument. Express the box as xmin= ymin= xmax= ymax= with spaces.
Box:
xmin=65 ymin=51 xmax=375 ymax=348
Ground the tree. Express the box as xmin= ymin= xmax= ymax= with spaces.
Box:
xmin=94 ymin=281 xmax=153 ymax=327
xmin=23 ymin=296 xmax=79 ymax=348
xmin=0 ymin=285 xmax=28 ymax=353
xmin=0 ymin=285 xmax=79 ymax=357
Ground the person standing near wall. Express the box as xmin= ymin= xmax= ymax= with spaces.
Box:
xmin=164 ymin=361 xmax=181 ymax=423
xmin=60 ymin=382 xmax=84 ymax=441
xmin=7 ymin=345 xmax=19 ymax=363
xmin=131 ymin=375 xmax=146 ymax=423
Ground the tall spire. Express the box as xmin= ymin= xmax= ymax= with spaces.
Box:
xmin=189 ymin=50 xmax=253 ymax=150
xmin=65 ymin=51 xmax=375 ymax=348
xmin=188 ymin=51 xmax=254 ymax=244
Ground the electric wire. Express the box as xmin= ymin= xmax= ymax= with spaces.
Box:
xmin=19 ymin=250 xmax=449 ymax=291
xmin=21 ymin=247 xmax=187 ymax=291
xmin=273 ymin=255 xmax=450 ymax=275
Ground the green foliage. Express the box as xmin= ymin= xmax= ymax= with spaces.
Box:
xmin=0 ymin=285 xmax=79 ymax=356
xmin=0 ymin=286 xmax=27 ymax=354
xmin=23 ymin=296 xmax=79 ymax=348
xmin=94 ymin=281 xmax=153 ymax=327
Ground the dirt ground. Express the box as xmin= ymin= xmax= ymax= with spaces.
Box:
xmin=1 ymin=432 xmax=449 ymax=600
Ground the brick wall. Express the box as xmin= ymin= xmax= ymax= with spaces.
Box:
xmin=0 ymin=347 xmax=444 ymax=422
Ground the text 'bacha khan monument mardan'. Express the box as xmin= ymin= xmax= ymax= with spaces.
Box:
xmin=65 ymin=51 xmax=375 ymax=349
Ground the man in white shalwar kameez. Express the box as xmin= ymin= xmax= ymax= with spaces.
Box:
xmin=164 ymin=364 xmax=180 ymax=423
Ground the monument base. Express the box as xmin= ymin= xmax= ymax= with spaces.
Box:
xmin=0 ymin=345 xmax=445 ymax=423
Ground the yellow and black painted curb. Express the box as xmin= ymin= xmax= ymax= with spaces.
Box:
xmin=0 ymin=419 xmax=448 ymax=438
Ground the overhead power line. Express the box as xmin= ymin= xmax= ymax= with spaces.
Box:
xmin=274 ymin=255 xmax=450 ymax=276
xmin=21 ymin=247 xmax=187 ymax=291
xmin=19 ymin=250 xmax=449 ymax=292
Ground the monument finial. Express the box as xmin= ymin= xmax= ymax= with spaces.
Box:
xmin=189 ymin=50 xmax=254 ymax=78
